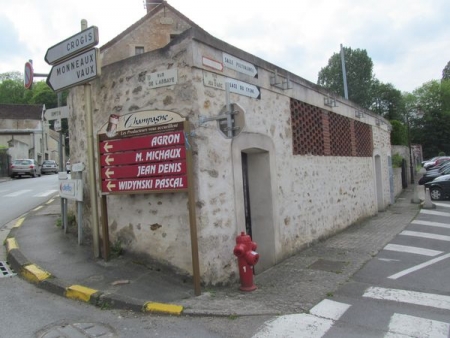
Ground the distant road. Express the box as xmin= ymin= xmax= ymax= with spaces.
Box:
xmin=0 ymin=174 xmax=59 ymax=228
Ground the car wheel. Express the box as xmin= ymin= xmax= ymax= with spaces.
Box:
xmin=32 ymin=170 xmax=37 ymax=178
xmin=429 ymin=187 xmax=442 ymax=200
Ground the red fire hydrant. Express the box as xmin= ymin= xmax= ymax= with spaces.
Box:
xmin=233 ymin=232 xmax=259 ymax=291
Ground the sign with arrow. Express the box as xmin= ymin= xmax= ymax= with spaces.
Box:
xmin=45 ymin=26 xmax=99 ymax=65
xmin=98 ymin=112 xmax=190 ymax=195
xmin=46 ymin=48 xmax=100 ymax=92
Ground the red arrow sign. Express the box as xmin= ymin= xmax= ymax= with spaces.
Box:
xmin=99 ymin=131 xmax=185 ymax=154
xmin=101 ymin=161 xmax=187 ymax=180
xmin=100 ymin=146 xmax=186 ymax=166
xmin=102 ymin=176 xmax=187 ymax=193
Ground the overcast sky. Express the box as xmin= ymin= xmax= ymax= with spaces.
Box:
xmin=1 ymin=0 xmax=449 ymax=93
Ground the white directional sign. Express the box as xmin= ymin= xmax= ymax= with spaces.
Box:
xmin=223 ymin=53 xmax=258 ymax=78
xmin=47 ymin=48 xmax=100 ymax=92
xmin=203 ymin=71 xmax=261 ymax=99
xmin=45 ymin=26 xmax=99 ymax=65
xmin=44 ymin=106 xmax=69 ymax=120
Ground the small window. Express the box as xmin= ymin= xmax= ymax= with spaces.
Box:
xmin=135 ymin=46 xmax=145 ymax=55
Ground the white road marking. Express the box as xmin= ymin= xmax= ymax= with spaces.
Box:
xmin=388 ymin=253 xmax=450 ymax=279
xmin=412 ymin=219 xmax=450 ymax=229
xmin=383 ymin=243 xmax=443 ymax=256
xmin=433 ymin=202 xmax=450 ymax=208
xmin=4 ymin=189 xmax=32 ymax=197
xmin=420 ymin=209 xmax=450 ymax=217
xmin=385 ymin=313 xmax=450 ymax=338
xmin=309 ymin=299 xmax=351 ymax=320
xmin=378 ymin=258 xmax=401 ymax=262
xmin=34 ymin=190 xmax=58 ymax=197
xmin=363 ymin=287 xmax=450 ymax=310
xmin=400 ymin=230 xmax=450 ymax=242
xmin=252 ymin=299 xmax=350 ymax=338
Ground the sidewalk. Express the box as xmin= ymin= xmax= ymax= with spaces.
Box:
xmin=4 ymin=180 xmax=425 ymax=317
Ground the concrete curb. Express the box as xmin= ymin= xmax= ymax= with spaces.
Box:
xmin=5 ymin=234 xmax=185 ymax=316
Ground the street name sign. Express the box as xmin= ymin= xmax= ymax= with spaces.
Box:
xmin=45 ymin=26 xmax=99 ymax=65
xmin=223 ymin=53 xmax=258 ymax=78
xmin=47 ymin=48 xmax=100 ymax=92
xmin=203 ymin=71 xmax=261 ymax=99
xmin=44 ymin=106 xmax=69 ymax=120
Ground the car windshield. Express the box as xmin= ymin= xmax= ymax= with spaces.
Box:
xmin=43 ymin=160 xmax=54 ymax=165
xmin=14 ymin=160 xmax=32 ymax=165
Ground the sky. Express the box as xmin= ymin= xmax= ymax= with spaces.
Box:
xmin=1 ymin=0 xmax=449 ymax=93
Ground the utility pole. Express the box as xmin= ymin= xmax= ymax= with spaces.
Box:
xmin=340 ymin=44 xmax=349 ymax=100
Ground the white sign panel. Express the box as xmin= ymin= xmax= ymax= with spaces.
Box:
xmin=147 ymin=69 xmax=178 ymax=89
xmin=202 ymin=56 xmax=223 ymax=71
xmin=47 ymin=48 xmax=100 ymax=92
xmin=203 ymin=71 xmax=261 ymax=99
xmin=54 ymin=118 xmax=62 ymax=132
xmin=59 ymin=179 xmax=83 ymax=201
xmin=45 ymin=106 xmax=69 ymax=120
xmin=45 ymin=26 xmax=99 ymax=65
xmin=223 ymin=53 xmax=258 ymax=78
xmin=71 ymin=162 xmax=85 ymax=172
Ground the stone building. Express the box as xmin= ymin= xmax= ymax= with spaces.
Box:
xmin=0 ymin=103 xmax=62 ymax=160
xmin=68 ymin=1 xmax=393 ymax=284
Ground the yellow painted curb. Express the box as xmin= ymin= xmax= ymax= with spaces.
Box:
xmin=66 ymin=285 xmax=98 ymax=303
xmin=13 ymin=217 xmax=25 ymax=228
xmin=32 ymin=206 xmax=43 ymax=211
xmin=143 ymin=302 xmax=183 ymax=315
xmin=22 ymin=264 xmax=51 ymax=283
xmin=5 ymin=238 xmax=18 ymax=252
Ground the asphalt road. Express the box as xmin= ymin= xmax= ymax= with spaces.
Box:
xmin=253 ymin=201 xmax=450 ymax=337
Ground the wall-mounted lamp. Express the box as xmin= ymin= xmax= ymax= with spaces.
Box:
xmin=270 ymin=69 xmax=292 ymax=90
xmin=324 ymin=96 xmax=337 ymax=107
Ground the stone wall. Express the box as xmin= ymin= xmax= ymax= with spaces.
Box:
xmin=68 ymin=31 xmax=392 ymax=284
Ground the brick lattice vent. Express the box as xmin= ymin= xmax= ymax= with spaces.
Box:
xmin=290 ymin=98 xmax=373 ymax=157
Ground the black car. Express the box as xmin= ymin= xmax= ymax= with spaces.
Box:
xmin=418 ymin=165 xmax=450 ymax=185
xmin=425 ymin=174 xmax=450 ymax=200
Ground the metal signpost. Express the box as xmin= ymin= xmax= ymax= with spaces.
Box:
xmin=45 ymin=21 xmax=101 ymax=258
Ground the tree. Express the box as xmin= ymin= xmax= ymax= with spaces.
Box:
xmin=371 ymin=80 xmax=405 ymax=121
xmin=407 ymin=80 xmax=450 ymax=158
xmin=390 ymin=120 xmax=407 ymax=146
xmin=317 ymin=46 xmax=375 ymax=109
xmin=443 ymin=61 xmax=450 ymax=80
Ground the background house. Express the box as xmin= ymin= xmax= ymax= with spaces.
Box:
xmin=0 ymin=104 xmax=60 ymax=175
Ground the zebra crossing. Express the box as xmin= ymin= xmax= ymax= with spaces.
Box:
xmin=252 ymin=205 xmax=450 ymax=337
xmin=2 ymin=189 xmax=58 ymax=198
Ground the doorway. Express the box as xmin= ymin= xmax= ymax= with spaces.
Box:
xmin=240 ymin=149 xmax=275 ymax=273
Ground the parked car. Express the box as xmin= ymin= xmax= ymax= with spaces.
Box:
xmin=66 ymin=159 xmax=71 ymax=173
xmin=418 ymin=165 xmax=450 ymax=185
xmin=41 ymin=160 xmax=59 ymax=174
xmin=424 ymin=156 xmax=450 ymax=170
xmin=10 ymin=159 xmax=41 ymax=178
xmin=426 ymin=160 xmax=450 ymax=175
xmin=422 ymin=156 xmax=439 ymax=169
xmin=425 ymin=174 xmax=450 ymax=200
